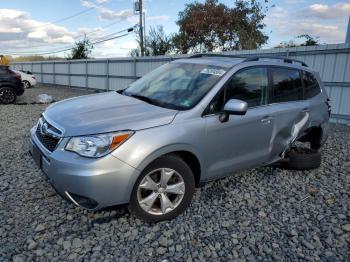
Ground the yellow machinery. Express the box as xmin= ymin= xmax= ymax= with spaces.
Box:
xmin=0 ymin=55 xmax=10 ymax=66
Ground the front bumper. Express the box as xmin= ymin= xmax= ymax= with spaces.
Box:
xmin=29 ymin=126 xmax=140 ymax=210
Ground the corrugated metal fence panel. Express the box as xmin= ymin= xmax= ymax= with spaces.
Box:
xmin=109 ymin=61 xmax=134 ymax=77
xmin=88 ymin=62 xmax=106 ymax=75
xmin=55 ymin=63 xmax=68 ymax=74
xmin=10 ymin=44 xmax=350 ymax=123
xmin=43 ymin=74 xmax=54 ymax=84
xmin=109 ymin=78 xmax=134 ymax=91
xmin=71 ymin=62 xmax=85 ymax=75
xmin=22 ymin=64 xmax=32 ymax=71
xmin=56 ymin=75 xmax=69 ymax=86
xmin=42 ymin=63 xmax=53 ymax=73
xmin=71 ymin=76 xmax=86 ymax=87
xmin=32 ymin=64 xmax=41 ymax=73
xmin=136 ymin=60 xmax=168 ymax=77
xmin=88 ymin=76 xmax=106 ymax=89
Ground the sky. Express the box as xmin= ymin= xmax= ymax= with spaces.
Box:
xmin=0 ymin=0 xmax=349 ymax=58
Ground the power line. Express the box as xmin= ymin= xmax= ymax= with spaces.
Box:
xmin=29 ymin=1 xmax=106 ymax=30
xmin=2 ymin=27 xmax=134 ymax=56
xmin=3 ymin=21 xmax=136 ymax=53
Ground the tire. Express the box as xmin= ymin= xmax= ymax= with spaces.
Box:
xmin=282 ymin=147 xmax=321 ymax=170
xmin=0 ymin=86 xmax=16 ymax=104
xmin=129 ymin=154 xmax=195 ymax=222
xmin=22 ymin=80 xmax=31 ymax=89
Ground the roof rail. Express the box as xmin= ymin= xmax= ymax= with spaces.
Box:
xmin=243 ymin=55 xmax=308 ymax=67
xmin=189 ymin=53 xmax=247 ymax=59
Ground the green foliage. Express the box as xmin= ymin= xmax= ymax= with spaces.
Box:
xmin=68 ymin=35 xmax=94 ymax=59
xmin=172 ymin=0 xmax=269 ymax=53
xmin=297 ymin=34 xmax=319 ymax=46
xmin=275 ymin=34 xmax=320 ymax=48
xmin=130 ymin=26 xmax=173 ymax=57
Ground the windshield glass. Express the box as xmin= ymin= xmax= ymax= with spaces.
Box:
xmin=123 ymin=62 xmax=227 ymax=110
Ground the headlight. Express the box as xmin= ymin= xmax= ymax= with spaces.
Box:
xmin=65 ymin=131 xmax=134 ymax=158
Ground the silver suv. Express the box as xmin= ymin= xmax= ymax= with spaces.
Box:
xmin=30 ymin=55 xmax=330 ymax=222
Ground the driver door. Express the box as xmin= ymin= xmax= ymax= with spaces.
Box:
xmin=203 ymin=66 xmax=274 ymax=179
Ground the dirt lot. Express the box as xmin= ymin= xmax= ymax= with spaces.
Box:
xmin=0 ymin=85 xmax=349 ymax=261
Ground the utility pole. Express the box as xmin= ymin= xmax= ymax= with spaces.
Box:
xmin=139 ymin=0 xmax=144 ymax=56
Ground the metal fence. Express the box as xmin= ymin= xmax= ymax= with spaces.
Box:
xmin=11 ymin=43 xmax=350 ymax=124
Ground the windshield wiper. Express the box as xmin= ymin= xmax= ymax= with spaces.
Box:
xmin=124 ymin=92 xmax=186 ymax=110
xmin=126 ymin=93 xmax=159 ymax=105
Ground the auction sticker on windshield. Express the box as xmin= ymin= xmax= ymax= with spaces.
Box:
xmin=200 ymin=68 xmax=226 ymax=76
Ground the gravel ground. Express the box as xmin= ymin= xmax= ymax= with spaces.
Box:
xmin=0 ymin=85 xmax=349 ymax=261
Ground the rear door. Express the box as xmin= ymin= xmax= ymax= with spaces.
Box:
xmin=267 ymin=66 xmax=310 ymax=161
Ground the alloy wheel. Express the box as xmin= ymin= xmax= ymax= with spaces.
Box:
xmin=137 ymin=168 xmax=185 ymax=215
xmin=23 ymin=81 xmax=30 ymax=89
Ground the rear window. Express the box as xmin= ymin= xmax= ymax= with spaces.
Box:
xmin=271 ymin=67 xmax=303 ymax=103
xmin=303 ymin=71 xmax=320 ymax=99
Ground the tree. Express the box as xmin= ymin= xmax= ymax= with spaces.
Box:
xmin=297 ymin=34 xmax=319 ymax=46
xmin=275 ymin=34 xmax=319 ymax=48
xmin=172 ymin=0 xmax=269 ymax=53
xmin=68 ymin=35 xmax=93 ymax=59
xmin=130 ymin=26 xmax=172 ymax=57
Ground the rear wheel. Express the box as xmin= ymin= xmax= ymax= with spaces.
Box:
xmin=0 ymin=87 xmax=16 ymax=104
xmin=129 ymin=155 xmax=195 ymax=222
xmin=22 ymin=80 xmax=31 ymax=89
xmin=282 ymin=147 xmax=321 ymax=170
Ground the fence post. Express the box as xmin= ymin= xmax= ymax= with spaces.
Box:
xmin=68 ymin=60 xmax=71 ymax=88
xmin=53 ymin=61 xmax=56 ymax=86
xmin=133 ymin=58 xmax=137 ymax=81
xmin=41 ymin=62 xmax=43 ymax=84
xmin=85 ymin=60 xmax=88 ymax=89
xmin=106 ymin=59 xmax=110 ymax=91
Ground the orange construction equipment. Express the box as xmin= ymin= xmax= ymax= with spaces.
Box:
xmin=0 ymin=55 xmax=10 ymax=66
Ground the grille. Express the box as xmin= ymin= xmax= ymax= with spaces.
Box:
xmin=35 ymin=121 xmax=60 ymax=152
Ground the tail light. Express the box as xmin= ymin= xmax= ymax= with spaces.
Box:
xmin=32 ymin=76 xmax=36 ymax=80
xmin=13 ymin=72 xmax=21 ymax=81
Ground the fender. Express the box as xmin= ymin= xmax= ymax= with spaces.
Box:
xmin=113 ymin=143 xmax=205 ymax=196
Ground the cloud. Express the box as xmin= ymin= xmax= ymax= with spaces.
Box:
xmin=98 ymin=8 xmax=133 ymax=20
xmin=81 ymin=0 xmax=133 ymax=21
xmin=301 ymin=2 xmax=350 ymax=19
xmin=0 ymin=8 xmax=76 ymax=53
xmin=265 ymin=3 xmax=348 ymax=45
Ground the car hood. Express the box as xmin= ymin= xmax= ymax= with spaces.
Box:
xmin=43 ymin=91 xmax=178 ymax=137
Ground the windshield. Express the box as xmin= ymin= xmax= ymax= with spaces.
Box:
xmin=123 ymin=62 xmax=227 ymax=110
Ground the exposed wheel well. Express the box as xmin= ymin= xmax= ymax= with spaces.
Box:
xmin=298 ymin=126 xmax=323 ymax=150
xmin=168 ymin=151 xmax=201 ymax=187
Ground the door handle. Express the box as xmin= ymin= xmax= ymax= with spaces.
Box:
xmin=261 ymin=116 xmax=273 ymax=124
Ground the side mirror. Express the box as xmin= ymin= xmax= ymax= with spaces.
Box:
xmin=219 ymin=99 xmax=248 ymax=122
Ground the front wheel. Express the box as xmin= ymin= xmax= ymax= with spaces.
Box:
xmin=0 ymin=87 xmax=16 ymax=104
xmin=129 ymin=155 xmax=195 ymax=222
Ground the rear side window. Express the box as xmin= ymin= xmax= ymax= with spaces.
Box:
xmin=226 ymin=67 xmax=268 ymax=107
xmin=303 ymin=71 xmax=320 ymax=99
xmin=271 ymin=67 xmax=303 ymax=103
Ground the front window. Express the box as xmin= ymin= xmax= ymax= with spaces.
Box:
xmin=123 ymin=63 xmax=227 ymax=110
